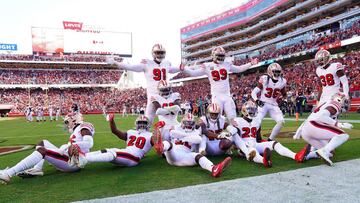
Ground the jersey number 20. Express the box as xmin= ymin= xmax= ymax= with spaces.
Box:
xmin=128 ymin=136 xmax=146 ymax=149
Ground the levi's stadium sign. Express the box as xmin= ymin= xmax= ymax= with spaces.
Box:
xmin=31 ymin=21 xmax=132 ymax=56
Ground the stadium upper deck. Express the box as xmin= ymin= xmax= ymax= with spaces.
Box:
xmin=181 ymin=0 xmax=360 ymax=63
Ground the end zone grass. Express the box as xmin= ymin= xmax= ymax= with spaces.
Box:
xmin=0 ymin=114 xmax=360 ymax=202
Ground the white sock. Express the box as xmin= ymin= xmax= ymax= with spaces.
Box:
xmin=163 ymin=141 xmax=171 ymax=151
xmin=253 ymin=152 xmax=263 ymax=164
xmin=85 ymin=151 xmax=115 ymax=163
xmin=6 ymin=151 xmax=43 ymax=177
xmin=274 ymin=143 xmax=296 ymax=159
xmin=269 ymin=121 xmax=283 ymax=140
xmin=306 ymin=151 xmax=319 ymax=160
xmin=34 ymin=159 xmax=45 ymax=170
xmin=324 ymin=134 xmax=349 ymax=153
xmin=198 ymin=156 xmax=214 ymax=172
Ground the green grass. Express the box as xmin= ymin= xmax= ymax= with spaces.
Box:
xmin=0 ymin=114 xmax=360 ymax=203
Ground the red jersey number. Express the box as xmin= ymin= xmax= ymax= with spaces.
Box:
xmin=242 ymin=127 xmax=257 ymax=138
xmin=211 ymin=69 xmax=227 ymax=81
xmin=128 ymin=136 xmax=146 ymax=149
xmin=153 ymin=68 xmax=166 ymax=81
xmin=264 ymin=88 xmax=281 ymax=98
xmin=319 ymin=74 xmax=334 ymax=86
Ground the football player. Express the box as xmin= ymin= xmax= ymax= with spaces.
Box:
xmin=228 ymin=101 xmax=310 ymax=168
xmin=183 ymin=46 xmax=258 ymax=125
xmin=251 ymin=63 xmax=286 ymax=141
xmin=315 ymin=49 xmax=349 ymax=104
xmin=153 ymin=113 xmax=232 ymax=178
xmin=83 ymin=114 xmax=153 ymax=167
xmin=297 ymin=92 xmax=352 ymax=166
xmin=0 ymin=113 xmax=95 ymax=184
xmin=198 ymin=103 xmax=233 ymax=156
xmin=106 ymin=44 xmax=182 ymax=124
xmin=152 ymin=80 xmax=181 ymax=141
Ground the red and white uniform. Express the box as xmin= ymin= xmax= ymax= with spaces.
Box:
xmin=316 ymin=62 xmax=344 ymax=103
xmin=185 ymin=61 xmax=251 ymax=119
xmin=255 ymin=75 xmax=286 ymax=123
xmin=154 ymin=92 xmax=181 ymax=141
xmin=164 ymin=125 xmax=202 ymax=166
xmin=117 ymin=59 xmax=181 ymax=123
xmin=302 ymin=101 xmax=345 ymax=149
xmin=43 ymin=122 xmax=95 ymax=172
xmin=199 ymin=115 xmax=227 ymax=155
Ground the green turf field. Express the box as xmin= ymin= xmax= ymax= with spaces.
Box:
xmin=0 ymin=114 xmax=360 ymax=203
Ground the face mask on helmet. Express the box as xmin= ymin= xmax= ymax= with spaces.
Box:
xmin=182 ymin=120 xmax=195 ymax=132
xmin=242 ymin=101 xmax=258 ymax=119
xmin=315 ymin=50 xmax=331 ymax=67
xmin=245 ymin=106 xmax=258 ymax=118
xmin=209 ymin=112 xmax=219 ymax=122
xmin=272 ymin=70 xmax=281 ymax=79
xmin=136 ymin=120 xmax=149 ymax=131
xmin=152 ymin=44 xmax=166 ymax=63
xmin=211 ymin=47 xmax=226 ymax=63
xmin=331 ymin=93 xmax=347 ymax=112
xmin=159 ymin=87 xmax=172 ymax=98
xmin=267 ymin=63 xmax=282 ymax=80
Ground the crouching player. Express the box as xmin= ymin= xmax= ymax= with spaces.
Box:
xmin=83 ymin=114 xmax=153 ymax=167
xmin=228 ymin=101 xmax=310 ymax=167
xmin=298 ymin=93 xmax=352 ymax=166
xmin=0 ymin=113 xmax=95 ymax=184
xmin=153 ymin=113 xmax=232 ymax=177
xmin=198 ymin=103 xmax=233 ymax=156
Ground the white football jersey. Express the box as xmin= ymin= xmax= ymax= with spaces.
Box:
xmin=69 ymin=122 xmax=95 ymax=153
xmin=258 ymin=75 xmax=286 ymax=105
xmin=141 ymin=59 xmax=173 ymax=95
xmin=307 ymin=100 xmax=342 ymax=122
xmin=234 ymin=117 xmax=261 ymax=144
xmin=125 ymin=129 xmax=153 ymax=159
xmin=200 ymin=115 xmax=226 ymax=134
xmin=201 ymin=61 xmax=234 ymax=96
xmin=170 ymin=125 xmax=202 ymax=151
xmin=316 ymin=62 xmax=344 ymax=102
xmin=154 ymin=92 xmax=181 ymax=124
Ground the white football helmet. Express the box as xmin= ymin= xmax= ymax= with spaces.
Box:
xmin=315 ymin=49 xmax=331 ymax=67
xmin=241 ymin=101 xmax=258 ymax=119
xmin=267 ymin=63 xmax=282 ymax=80
xmin=207 ymin=103 xmax=221 ymax=122
xmin=331 ymin=92 xmax=348 ymax=112
xmin=181 ymin=113 xmax=196 ymax=132
xmin=64 ymin=112 xmax=83 ymax=133
xmin=158 ymin=80 xmax=172 ymax=98
xmin=211 ymin=46 xmax=226 ymax=63
xmin=152 ymin=44 xmax=166 ymax=63
xmin=135 ymin=115 xmax=149 ymax=132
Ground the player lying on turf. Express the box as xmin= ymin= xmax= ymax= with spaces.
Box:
xmin=227 ymin=101 xmax=310 ymax=168
xmin=82 ymin=114 xmax=153 ymax=167
xmin=153 ymin=113 xmax=232 ymax=177
xmin=294 ymin=92 xmax=352 ymax=166
xmin=183 ymin=46 xmax=258 ymax=126
xmin=0 ymin=113 xmax=95 ymax=184
xmin=198 ymin=103 xmax=233 ymax=156
xmin=106 ymin=44 xmax=182 ymax=124
xmin=152 ymin=80 xmax=181 ymax=141
xmin=251 ymin=63 xmax=287 ymax=141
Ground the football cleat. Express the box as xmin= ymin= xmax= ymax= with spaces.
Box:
xmin=316 ymin=148 xmax=333 ymax=166
xmin=17 ymin=168 xmax=44 ymax=178
xmin=211 ymin=157 xmax=232 ymax=178
xmin=295 ymin=144 xmax=311 ymax=163
xmin=263 ymin=148 xmax=272 ymax=168
xmin=153 ymin=127 xmax=164 ymax=156
xmin=0 ymin=169 xmax=10 ymax=184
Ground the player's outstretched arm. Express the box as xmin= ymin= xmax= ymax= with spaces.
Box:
xmin=230 ymin=58 xmax=258 ymax=73
xmin=168 ymin=63 xmax=184 ymax=73
xmin=337 ymin=69 xmax=349 ymax=99
xmin=107 ymin=114 xmax=127 ymax=141
xmin=106 ymin=56 xmax=145 ymax=72
xmin=183 ymin=64 xmax=206 ymax=77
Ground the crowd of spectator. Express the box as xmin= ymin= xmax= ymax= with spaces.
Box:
xmin=0 ymin=69 xmax=121 ymax=84
xmin=0 ymin=54 xmax=114 ymax=63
